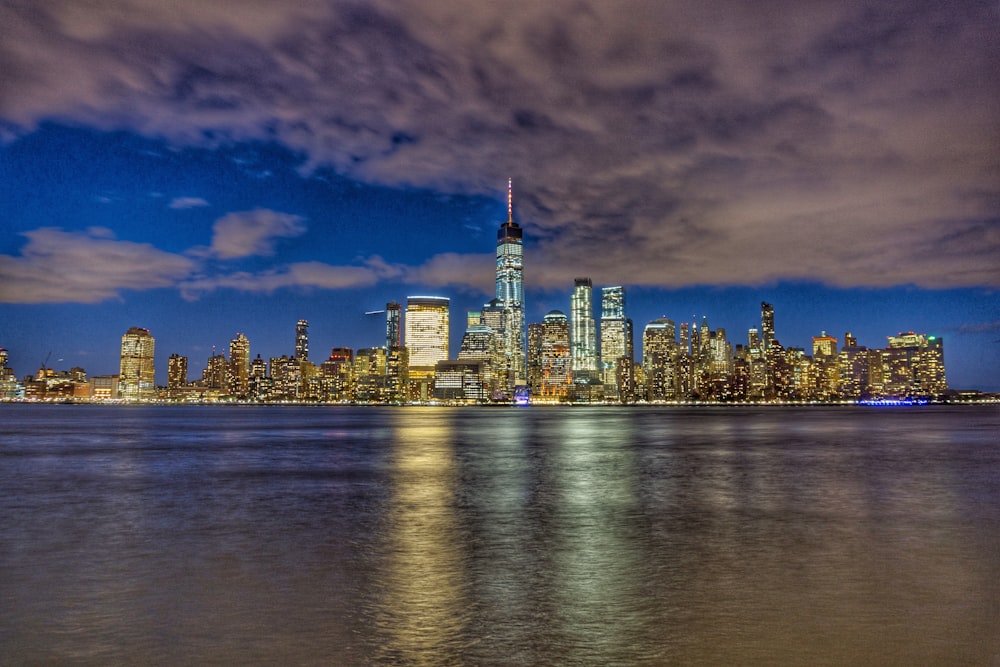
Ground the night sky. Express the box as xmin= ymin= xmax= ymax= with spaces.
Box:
xmin=1 ymin=2 xmax=998 ymax=390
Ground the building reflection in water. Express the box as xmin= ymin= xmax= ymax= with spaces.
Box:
xmin=373 ymin=409 xmax=470 ymax=665
xmin=546 ymin=410 xmax=664 ymax=664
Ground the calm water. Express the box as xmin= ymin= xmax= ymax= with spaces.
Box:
xmin=1 ymin=404 xmax=998 ymax=665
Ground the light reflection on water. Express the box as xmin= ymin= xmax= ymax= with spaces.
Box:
xmin=1 ymin=404 xmax=999 ymax=665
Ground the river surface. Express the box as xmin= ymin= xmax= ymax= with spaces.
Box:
xmin=1 ymin=404 xmax=999 ymax=665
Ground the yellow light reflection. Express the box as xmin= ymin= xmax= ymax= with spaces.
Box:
xmin=374 ymin=409 xmax=468 ymax=665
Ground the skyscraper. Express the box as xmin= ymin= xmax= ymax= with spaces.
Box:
xmin=385 ymin=302 xmax=402 ymax=351
xmin=228 ymin=332 xmax=250 ymax=397
xmin=295 ymin=319 xmax=309 ymax=361
xmin=405 ymin=296 xmax=450 ymax=396
xmin=119 ymin=326 xmax=155 ymax=401
xmin=570 ymin=278 xmax=597 ymax=380
xmin=495 ymin=179 xmax=525 ymax=392
xmin=643 ymin=318 xmax=677 ymax=400
xmin=761 ymin=302 xmax=775 ymax=352
xmin=540 ymin=310 xmax=571 ymax=398
xmin=600 ymin=286 xmax=629 ymax=394
xmin=167 ymin=353 xmax=188 ymax=389
xmin=761 ymin=301 xmax=775 ymax=393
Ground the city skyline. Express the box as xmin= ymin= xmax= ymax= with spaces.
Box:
xmin=0 ymin=2 xmax=998 ymax=390
xmin=0 ymin=288 xmax=959 ymax=403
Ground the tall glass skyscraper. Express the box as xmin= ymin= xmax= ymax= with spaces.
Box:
xmin=119 ymin=326 xmax=155 ymax=401
xmin=385 ymin=302 xmax=401 ymax=351
xmin=600 ymin=285 xmax=630 ymax=393
xmin=571 ymin=278 xmax=597 ymax=380
xmin=496 ymin=179 xmax=525 ymax=391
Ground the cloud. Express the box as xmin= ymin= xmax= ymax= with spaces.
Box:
xmin=178 ymin=256 xmax=404 ymax=299
xmin=1 ymin=1 xmax=998 ymax=289
xmin=168 ymin=196 xmax=209 ymax=209
xmin=954 ymin=320 xmax=1000 ymax=335
xmin=409 ymin=253 xmax=494 ymax=293
xmin=0 ymin=227 xmax=197 ymax=303
xmin=207 ymin=209 xmax=306 ymax=259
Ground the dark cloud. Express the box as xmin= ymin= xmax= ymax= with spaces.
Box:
xmin=1 ymin=0 xmax=998 ymax=294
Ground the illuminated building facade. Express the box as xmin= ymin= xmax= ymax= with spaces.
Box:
xmin=810 ymin=331 xmax=839 ymax=399
xmin=526 ymin=322 xmax=544 ymax=395
xmin=405 ymin=296 xmax=449 ymax=398
xmin=885 ymin=332 xmax=947 ymax=398
xmin=354 ymin=347 xmax=388 ymax=402
xmin=433 ymin=360 xmax=488 ymax=401
xmin=385 ymin=302 xmax=401 ymax=351
xmin=643 ymin=318 xmax=677 ymax=401
xmin=119 ymin=326 xmax=155 ymax=401
xmin=203 ymin=353 xmax=227 ymax=390
xmin=600 ymin=286 xmax=632 ymax=397
xmin=228 ymin=332 xmax=250 ymax=397
xmin=495 ymin=179 xmax=525 ymax=393
xmin=540 ymin=310 xmax=571 ymax=398
xmin=167 ymin=353 xmax=187 ymax=390
xmin=570 ymin=278 xmax=597 ymax=381
xmin=295 ymin=319 xmax=309 ymax=361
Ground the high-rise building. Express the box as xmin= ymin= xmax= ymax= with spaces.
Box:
xmin=249 ymin=354 xmax=269 ymax=400
xmin=761 ymin=302 xmax=775 ymax=351
xmin=203 ymin=353 xmax=228 ymax=390
xmin=405 ymin=296 xmax=450 ymax=389
xmin=761 ymin=302 xmax=776 ymax=395
xmin=540 ymin=310 xmax=571 ymax=398
xmin=570 ymin=278 xmax=597 ymax=380
xmin=495 ymin=179 xmax=525 ymax=391
xmin=228 ymin=332 xmax=251 ymax=397
xmin=643 ymin=318 xmax=677 ymax=401
xmin=119 ymin=327 xmax=155 ymax=401
xmin=167 ymin=354 xmax=188 ymax=389
xmin=886 ymin=332 xmax=947 ymax=398
xmin=526 ymin=322 xmax=545 ymax=395
xmin=250 ymin=354 xmax=267 ymax=378
xmin=458 ymin=324 xmax=498 ymax=363
xmin=319 ymin=348 xmax=354 ymax=402
xmin=354 ymin=347 xmax=388 ymax=402
xmin=600 ymin=286 xmax=629 ymax=394
xmin=295 ymin=319 xmax=309 ymax=361
xmin=385 ymin=302 xmax=401 ymax=351
xmin=812 ymin=331 xmax=838 ymax=358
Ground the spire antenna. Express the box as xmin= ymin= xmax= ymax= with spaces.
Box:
xmin=507 ymin=177 xmax=513 ymax=224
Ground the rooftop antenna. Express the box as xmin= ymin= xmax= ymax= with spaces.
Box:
xmin=507 ymin=177 xmax=513 ymax=224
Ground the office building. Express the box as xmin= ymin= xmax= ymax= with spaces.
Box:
xmin=643 ymin=318 xmax=677 ymax=401
xmin=540 ymin=310 xmax=571 ymax=398
xmin=526 ymin=322 xmax=545 ymax=395
xmin=495 ymin=179 xmax=525 ymax=392
xmin=600 ymin=286 xmax=630 ymax=395
xmin=570 ymin=278 xmax=597 ymax=381
xmin=385 ymin=302 xmax=401 ymax=351
xmin=405 ymin=296 xmax=450 ymax=398
xmin=119 ymin=326 xmax=156 ymax=401
xmin=295 ymin=319 xmax=309 ymax=361
xmin=228 ymin=332 xmax=250 ymax=397
xmin=167 ymin=354 xmax=188 ymax=389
